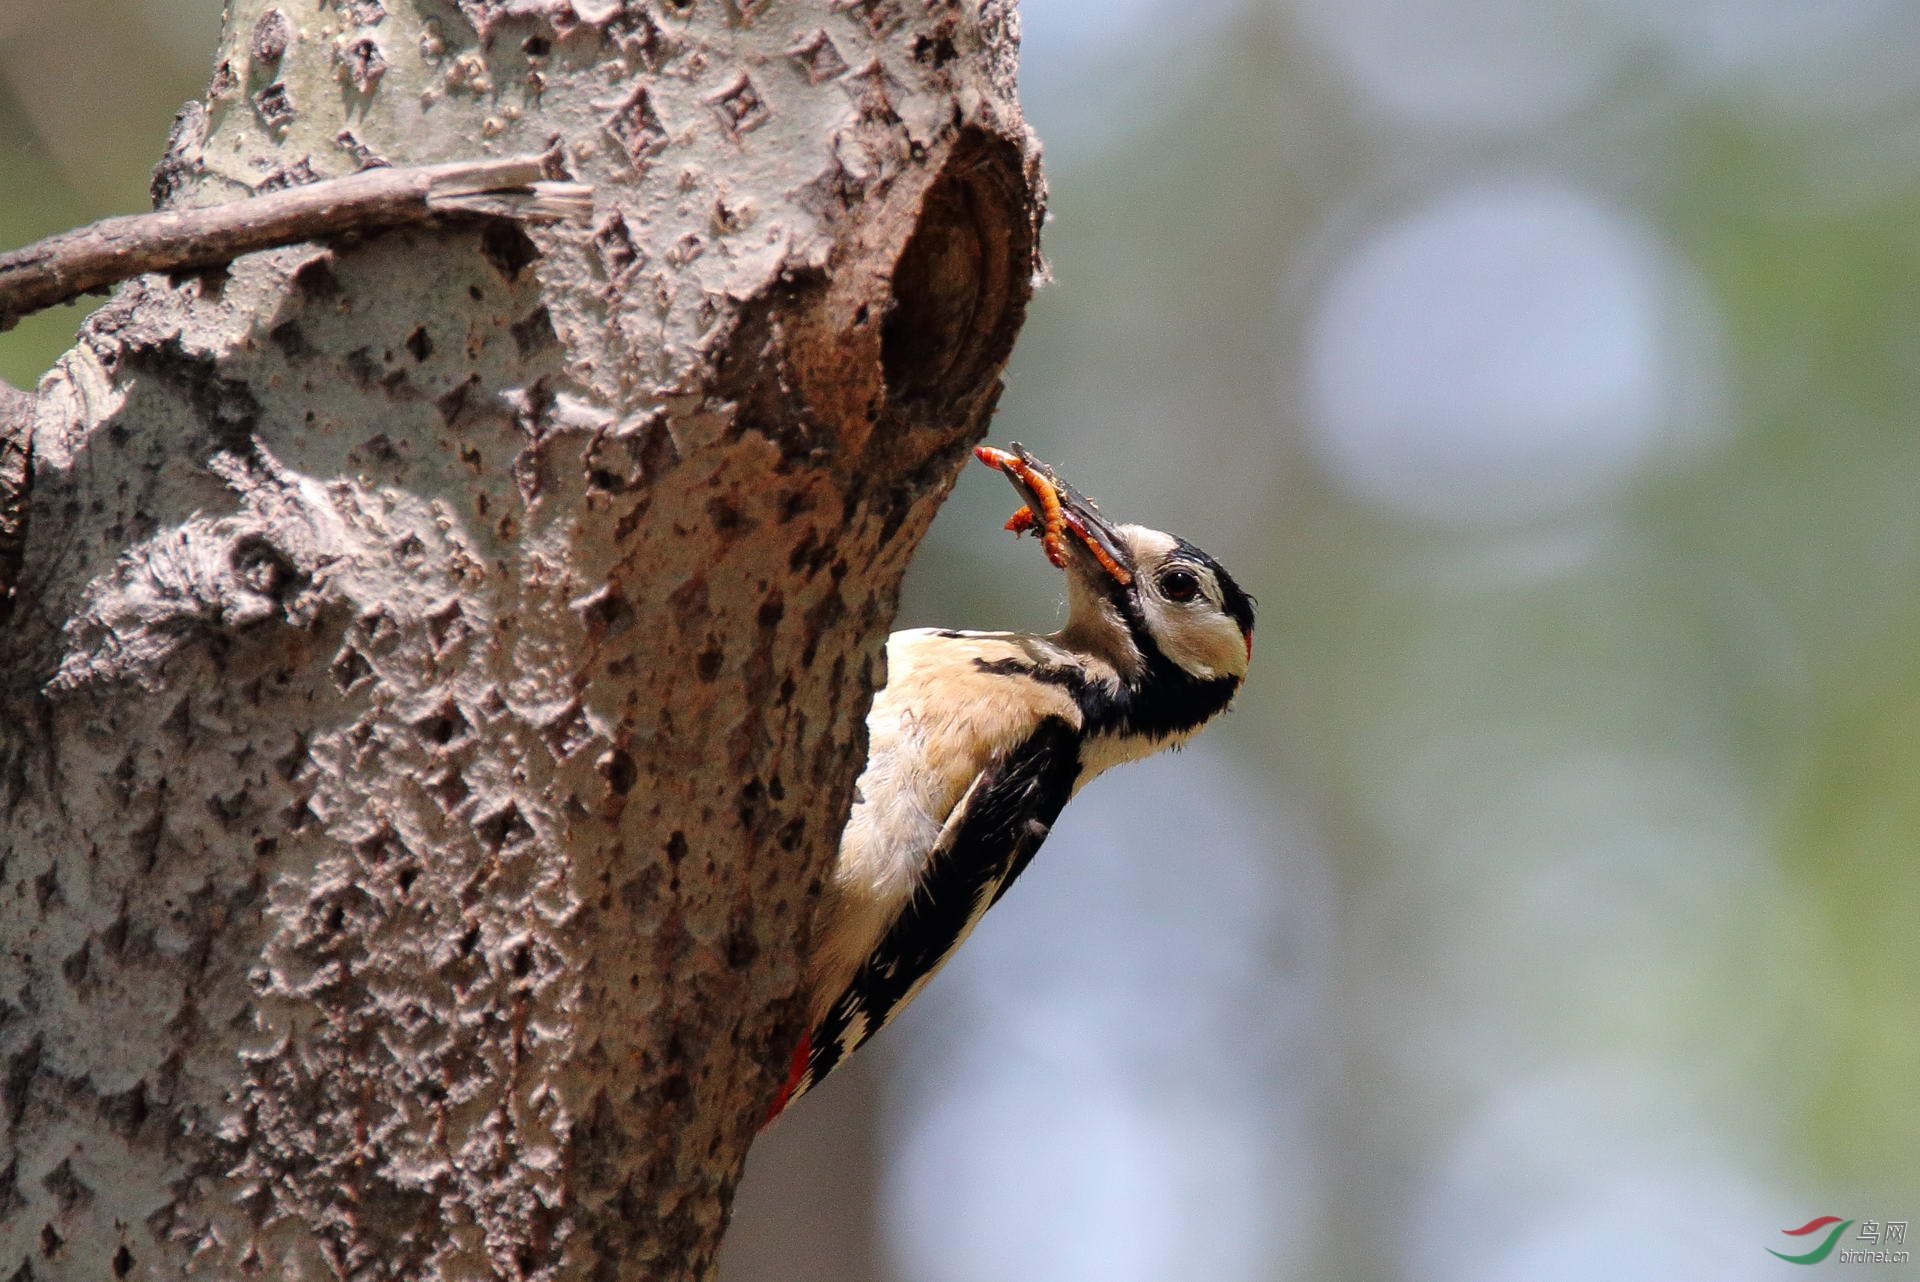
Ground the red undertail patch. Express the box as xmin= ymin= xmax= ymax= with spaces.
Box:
xmin=762 ymin=1030 xmax=812 ymax=1128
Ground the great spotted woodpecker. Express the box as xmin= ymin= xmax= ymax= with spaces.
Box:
xmin=766 ymin=444 xmax=1256 ymax=1121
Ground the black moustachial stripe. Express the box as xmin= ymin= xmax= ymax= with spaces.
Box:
xmin=804 ymin=716 xmax=1083 ymax=1088
xmin=1093 ymin=643 xmax=1238 ymax=742
xmin=973 ymin=624 xmax=1240 ymax=745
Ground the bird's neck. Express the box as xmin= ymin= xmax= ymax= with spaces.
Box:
xmin=1056 ymin=576 xmax=1144 ymax=684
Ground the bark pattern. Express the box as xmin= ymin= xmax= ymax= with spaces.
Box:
xmin=0 ymin=1 xmax=1039 ymax=1278
xmin=0 ymin=381 xmax=26 ymax=622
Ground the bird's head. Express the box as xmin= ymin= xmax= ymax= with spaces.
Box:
xmin=975 ymin=444 xmax=1256 ymax=686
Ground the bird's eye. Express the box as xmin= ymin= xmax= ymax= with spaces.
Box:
xmin=1159 ymin=569 xmax=1202 ymax=602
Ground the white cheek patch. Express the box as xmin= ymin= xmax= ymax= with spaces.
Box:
xmin=1142 ymin=595 xmax=1247 ymax=679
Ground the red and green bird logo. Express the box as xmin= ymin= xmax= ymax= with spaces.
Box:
xmin=1769 ymin=1216 xmax=1852 ymax=1265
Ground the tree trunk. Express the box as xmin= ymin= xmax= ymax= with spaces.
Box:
xmin=0 ymin=1 xmax=1039 ymax=1277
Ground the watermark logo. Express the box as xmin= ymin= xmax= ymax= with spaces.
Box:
xmin=1770 ymin=1218 xmax=1852 ymax=1265
xmin=1769 ymin=1217 xmax=1908 ymax=1266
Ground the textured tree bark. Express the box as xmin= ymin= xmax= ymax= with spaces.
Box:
xmin=0 ymin=1 xmax=1039 ymax=1278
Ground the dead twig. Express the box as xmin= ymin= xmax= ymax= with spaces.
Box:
xmin=0 ymin=155 xmax=593 ymax=329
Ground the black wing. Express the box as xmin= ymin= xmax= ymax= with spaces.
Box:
xmin=796 ymin=715 xmax=1082 ymax=1098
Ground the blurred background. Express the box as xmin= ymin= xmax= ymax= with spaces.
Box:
xmin=7 ymin=0 xmax=1919 ymax=1277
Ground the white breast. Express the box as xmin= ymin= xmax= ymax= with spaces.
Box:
xmin=805 ymin=629 xmax=1086 ymax=1021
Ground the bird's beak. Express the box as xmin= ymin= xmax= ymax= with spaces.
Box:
xmin=974 ymin=444 xmax=1134 ymax=586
